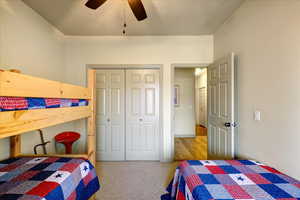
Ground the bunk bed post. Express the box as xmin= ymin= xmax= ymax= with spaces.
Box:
xmin=9 ymin=69 xmax=22 ymax=157
xmin=87 ymin=69 xmax=96 ymax=166
xmin=10 ymin=136 xmax=21 ymax=157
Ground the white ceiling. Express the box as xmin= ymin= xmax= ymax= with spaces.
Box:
xmin=22 ymin=0 xmax=244 ymax=36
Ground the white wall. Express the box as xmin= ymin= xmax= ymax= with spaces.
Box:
xmin=214 ymin=0 xmax=300 ymax=179
xmin=0 ymin=0 xmax=74 ymax=159
xmin=174 ymin=69 xmax=196 ymax=137
xmin=64 ymin=36 xmax=214 ymax=161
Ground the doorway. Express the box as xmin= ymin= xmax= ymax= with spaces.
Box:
xmin=94 ymin=68 xmax=161 ymax=161
xmin=172 ymin=53 xmax=237 ymax=161
xmin=173 ymin=67 xmax=208 ymax=160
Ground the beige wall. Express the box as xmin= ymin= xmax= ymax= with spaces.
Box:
xmin=0 ymin=0 xmax=74 ymax=159
xmin=64 ymin=36 xmax=214 ymax=161
xmin=214 ymin=0 xmax=300 ymax=179
xmin=174 ymin=69 xmax=196 ymax=137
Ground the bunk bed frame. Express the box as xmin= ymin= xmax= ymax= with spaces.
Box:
xmin=0 ymin=68 xmax=96 ymax=167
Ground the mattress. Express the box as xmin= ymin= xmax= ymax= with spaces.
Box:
xmin=0 ymin=157 xmax=100 ymax=200
xmin=0 ymin=97 xmax=88 ymax=112
xmin=162 ymin=160 xmax=300 ymax=200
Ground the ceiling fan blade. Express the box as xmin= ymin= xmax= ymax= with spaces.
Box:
xmin=127 ymin=0 xmax=147 ymax=21
xmin=85 ymin=0 xmax=108 ymax=10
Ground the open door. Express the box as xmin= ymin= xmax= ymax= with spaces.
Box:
xmin=207 ymin=53 xmax=236 ymax=159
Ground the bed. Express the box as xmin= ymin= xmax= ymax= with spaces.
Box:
xmin=0 ymin=157 xmax=99 ymax=200
xmin=0 ymin=69 xmax=99 ymax=200
xmin=162 ymin=160 xmax=300 ymax=200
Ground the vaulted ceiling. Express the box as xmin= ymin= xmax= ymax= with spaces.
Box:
xmin=22 ymin=0 xmax=244 ymax=36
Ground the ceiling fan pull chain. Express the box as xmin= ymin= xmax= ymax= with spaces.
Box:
xmin=123 ymin=0 xmax=127 ymax=35
xmin=123 ymin=22 xmax=127 ymax=35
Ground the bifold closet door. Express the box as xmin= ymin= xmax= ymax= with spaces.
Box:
xmin=96 ymin=70 xmax=125 ymax=161
xmin=126 ymin=69 xmax=160 ymax=160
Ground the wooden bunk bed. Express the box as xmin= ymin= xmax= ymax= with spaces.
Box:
xmin=0 ymin=69 xmax=99 ymax=200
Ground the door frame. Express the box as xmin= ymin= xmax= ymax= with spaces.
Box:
xmin=86 ymin=64 xmax=164 ymax=161
xmin=171 ymin=63 xmax=211 ymax=160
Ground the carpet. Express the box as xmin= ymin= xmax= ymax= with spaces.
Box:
xmin=95 ymin=161 xmax=178 ymax=200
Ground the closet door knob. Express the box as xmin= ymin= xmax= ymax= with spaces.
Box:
xmin=107 ymin=118 xmax=111 ymax=122
xmin=139 ymin=118 xmax=143 ymax=122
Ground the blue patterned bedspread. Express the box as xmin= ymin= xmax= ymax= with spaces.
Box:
xmin=0 ymin=157 xmax=100 ymax=200
xmin=0 ymin=97 xmax=88 ymax=112
xmin=162 ymin=160 xmax=300 ymax=200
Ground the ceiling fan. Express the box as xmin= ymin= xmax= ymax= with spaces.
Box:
xmin=85 ymin=0 xmax=147 ymax=21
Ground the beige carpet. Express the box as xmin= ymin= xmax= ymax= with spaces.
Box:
xmin=95 ymin=162 xmax=178 ymax=200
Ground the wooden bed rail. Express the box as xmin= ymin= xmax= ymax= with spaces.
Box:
xmin=87 ymin=69 xmax=96 ymax=166
xmin=0 ymin=106 xmax=92 ymax=139
xmin=0 ymin=70 xmax=91 ymax=99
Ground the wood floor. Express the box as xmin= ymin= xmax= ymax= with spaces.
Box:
xmin=174 ymin=126 xmax=208 ymax=161
xmin=195 ymin=125 xmax=207 ymax=136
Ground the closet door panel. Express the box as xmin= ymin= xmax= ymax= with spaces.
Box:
xmin=126 ymin=70 xmax=144 ymax=156
xmin=96 ymin=70 xmax=125 ymax=161
xmin=126 ymin=69 xmax=160 ymax=160
xmin=109 ymin=70 xmax=125 ymax=160
xmin=96 ymin=72 xmax=109 ymax=156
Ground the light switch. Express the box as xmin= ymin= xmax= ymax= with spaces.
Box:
xmin=254 ymin=111 xmax=261 ymax=121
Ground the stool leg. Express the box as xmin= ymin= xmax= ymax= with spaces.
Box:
xmin=64 ymin=143 xmax=73 ymax=154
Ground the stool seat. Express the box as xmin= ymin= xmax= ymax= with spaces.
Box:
xmin=55 ymin=132 xmax=80 ymax=154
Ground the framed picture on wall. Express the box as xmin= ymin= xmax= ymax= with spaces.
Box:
xmin=174 ymin=85 xmax=180 ymax=107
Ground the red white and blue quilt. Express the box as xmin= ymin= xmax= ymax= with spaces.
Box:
xmin=0 ymin=157 xmax=100 ymax=200
xmin=0 ymin=97 xmax=88 ymax=112
xmin=162 ymin=160 xmax=300 ymax=200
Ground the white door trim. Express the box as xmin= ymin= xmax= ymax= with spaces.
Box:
xmin=86 ymin=64 xmax=164 ymax=161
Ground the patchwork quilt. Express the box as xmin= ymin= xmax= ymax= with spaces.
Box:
xmin=0 ymin=97 xmax=88 ymax=112
xmin=162 ymin=160 xmax=300 ymax=200
xmin=0 ymin=157 xmax=100 ymax=200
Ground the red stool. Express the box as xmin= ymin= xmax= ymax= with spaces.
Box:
xmin=55 ymin=132 xmax=80 ymax=154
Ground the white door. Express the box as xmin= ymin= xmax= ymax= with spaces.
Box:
xmin=126 ymin=69 xmax=160 ymax=160
xmin=96 ymin=70 xmax=125 ymax=161
xmin=207 ymin=53 xmax=236 ymax=159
